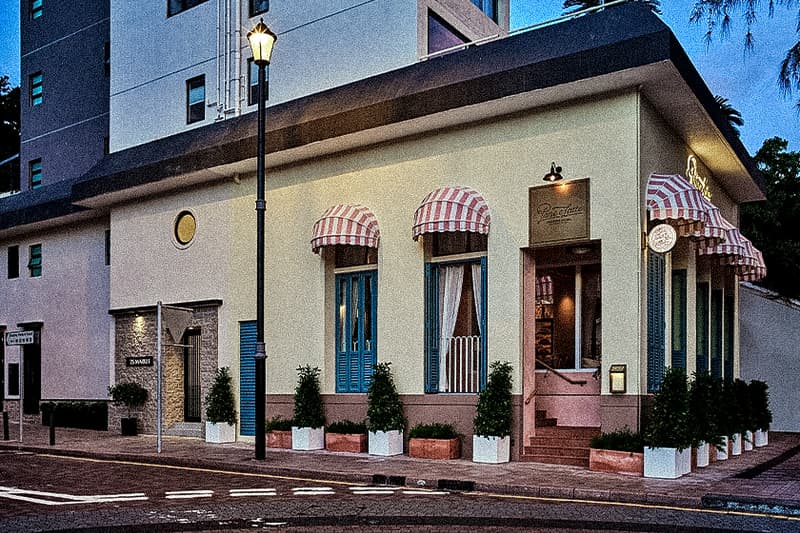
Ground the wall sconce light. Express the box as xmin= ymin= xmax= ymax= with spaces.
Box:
xmin=609 ymin=364 xmax=627 ymax=394
xmin=543 ymin=162 xmax=563 ymax=182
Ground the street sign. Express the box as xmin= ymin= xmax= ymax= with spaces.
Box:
xmin=5 ymin=330 xmax=36 ymax=346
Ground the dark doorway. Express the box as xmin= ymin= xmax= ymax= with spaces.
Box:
xmin=183 ymin=330 xmax=201 ymax=422
xmin=0 ymin=327 xmax=5 ymax=407
xmin=23 ymin=329 xmax=41 ymax=415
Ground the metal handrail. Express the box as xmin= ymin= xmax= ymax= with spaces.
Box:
xmin=524 ymin=388 xmax=536 ymax=405
xmin=534 ymin=359 xmax=588 ymax=386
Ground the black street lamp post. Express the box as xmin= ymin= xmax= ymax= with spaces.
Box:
xmin=247 ymin=18 xmax=277 ymax=461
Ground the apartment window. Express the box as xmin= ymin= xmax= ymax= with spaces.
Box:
xmin=7 ymin=245 xmax=19 ymax=279
xmin=247 ymin=59 xmax=269 ymax=106
xmin=104 ymin=229 xmax=111 ymax=266
xmin=168 ymin=0 xmax=208 ymax=17
xmin=471 ymin=0 xmax=498 ymax=23
xmin=30 ymin=72 xmax=43 ymax=106
xmin=28 ymin=244 xmax=42 ymax=277
xmin=250 ymin=0 xmax=269 ymax=17
xmin=186 ymin=76 xmax=205 ymax=124
xmin=29 ymin=158 xmax=42 ymax=189
xmin=427 ymin=11 xmax=467 ymax=55
xmin=30 ymin=0 xmax=43 ymax=20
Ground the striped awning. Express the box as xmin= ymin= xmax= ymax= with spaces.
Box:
xmin=692 ymin=197 xmax=727 ymax=247
xmin=699 ymin=217 xmax=746 ymax=258
xmin=740 ymin=247 xmax=767 ymax=282
xmin=412 ymin=186 xmax=490 ymax=241
xmin=647 ymin=174 xmax=709 ymax=236
xmin=311 ymin=204 xmax=380 ymax=254
xmin=698 ymin=222 xmax=767 ymax=281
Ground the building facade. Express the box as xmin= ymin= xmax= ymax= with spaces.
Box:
xmin=3 ymin=3 xmax=766 ymax=462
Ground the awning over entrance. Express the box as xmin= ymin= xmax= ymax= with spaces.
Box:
xmin=646 ymin=174 xmax=709 ymax=236
xmin=412 ymin=186 xmax=490 ymax=240
xmin=698 ymin=219 xmax=767 ymax=281
xmin=692 ymin=197 xmax=727 ymax=248
xmin=311 ymin=204 xmax=380 ymax=254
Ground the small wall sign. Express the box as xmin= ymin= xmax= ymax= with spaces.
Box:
xmin=126 ymin=356 xmax=154 ymax=367
xmin=529 ymin=178 xmax=590 ymax=246
xmin=686 ymin=155 xmax=712 ymax=200
xmin=648 ymin=223 xmax=678 ymax=254
xmin=5 ymin=330 xmax=36 ymax=346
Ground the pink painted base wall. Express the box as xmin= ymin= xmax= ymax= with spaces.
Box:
xmin=533 ymin=370 xmax=601 ymax=428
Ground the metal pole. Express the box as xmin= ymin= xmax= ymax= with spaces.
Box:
xmin=3 ymin=411 xmax=8 ymax=440
xmin=18 ymin=350 xmax=23 ymax=444
xmin=157 ymin=301 xmax=163 ymax=454
xmin=254 ymin=60 xmax=267 ymax=460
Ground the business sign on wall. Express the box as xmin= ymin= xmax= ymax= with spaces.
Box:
xmin=126 ymin=356 xmax=154 ymax=367
xmin=529 ymin=178 xmax=590 ymax=246
xmin=4 ymin=330 xmax=37 ymax=346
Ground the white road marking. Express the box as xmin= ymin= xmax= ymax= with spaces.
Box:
xmin=229 ymin=488 xmax=277 ymax=497
xmin=292 ymin=486 xmax=335 ymax=496
xmin=349 ymin=486 xmax=399 ymax=495
xmin=164 ymin=490 xmax=214 ymax=500
xmin=0 ymin=486 xmax=148 ymax=506
xmin=402 ymin=490 xmax=449 ymax=495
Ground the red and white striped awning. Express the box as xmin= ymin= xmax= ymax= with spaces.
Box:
xmin=647 ymin=174 xmax=709 ymax=236
xmin=311 ymin=204 xmax=380 ymax=254
xmin=692 ymin=197 xmax=727 ymax=247
xmin=698 ymin=221 xmax=767 ymax=281
xmin=412 ymin=186 xmax=490 ymax=241
xmin=740 ymin=247 xmax=767 ymax=282
xmin=699 ymin=217 xmax=746 ymax=259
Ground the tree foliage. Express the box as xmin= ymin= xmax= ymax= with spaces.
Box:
xmin=563 ymin=0 xmax=661 ymax=15
xmin=205 ymin=367 xmax=237 ymax=425
xmin=473 ymin=361 xmax=513 ymax=437
xmin=741 ymin=137 xmax=800 ymax=299
xmin=293 ymin=365 xmax=325 ymax=428
xmin=691 ymin=1 xmax=800 ymax=107
xmin=714 ymin=95 xmax=744 ymax=135
xmin=366 ymin=362 xmax=405 ymax=432
xmin=0 ymin=76 xmax=20 ymax=161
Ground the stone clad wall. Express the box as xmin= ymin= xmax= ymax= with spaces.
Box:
xmin=110 ymin=304 xmax=219 ymax=434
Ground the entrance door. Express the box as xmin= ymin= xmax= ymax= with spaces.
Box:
xmin=335 ymin=270 xmax=377 ymax=393
xmin=183 ymin=330 xmax=201 ymax=422
xmin=23 ymin=331 xmax=41 ymax=415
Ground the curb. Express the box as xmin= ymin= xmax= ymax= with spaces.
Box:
xmin=702 ymin=493 xmax=800 ymax=516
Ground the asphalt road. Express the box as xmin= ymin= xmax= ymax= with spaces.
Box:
xmin=1 ymin=450 xmax=798 ymax=532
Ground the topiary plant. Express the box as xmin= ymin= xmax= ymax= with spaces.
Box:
xmin=366 ymin=362 xmax=405 ymax=432
xmin=293 ymin=365 xmax=325 ymax=429
xmin=732 ymin=378 xmax=753 ymax=435
xmin=205 ymin=367 xmax=237 ymax=425
xmin=473 ymin=361 xmax=513 ymax=438
xmin=644 ymin=366 xmax=691 ymax=451
xmin=108 ymin=382 xmax=148 ymax=418
xmin=749 ymin=380 xmax=772 ymax=432
xmin=688 ymin=372 xmax=723 ymax=449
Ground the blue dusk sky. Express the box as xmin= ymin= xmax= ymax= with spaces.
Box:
xmin=0 ymin=0 xmax=797 ymax=155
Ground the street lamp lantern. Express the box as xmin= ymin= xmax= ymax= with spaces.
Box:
xmin=247 ymin=18 xmax=277 ymax=461
xmin=247 ymin=18 xmax=277 ymax=66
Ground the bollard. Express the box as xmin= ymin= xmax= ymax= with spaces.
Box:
xmin=2 ymin=411 xmax=8 ymax=441
xmin=49 ymin=411 xmax=56 ymax=446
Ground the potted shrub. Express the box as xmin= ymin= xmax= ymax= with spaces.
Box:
xmin=265 ymin=416 xmax=293 ymax=448
xmin=108 ymin=382 xmax=148 ymax=436
xmin=643 ymin=367 xmax=692 ymax=478
xmin=366 ymin=362 xmax=405 ymax=456
xmin=325 ymin=420 xmax=367 ymax=453
xmin=589 ymin=427 xmax=644 ymax=476
xmin=408 ymin=423 xmax=461 ymax=459
xmin=733 ymin=378 xmax=753 ymax=452
xmin=292 ymin=365 xmax=325 ymax=450
xmin=204 ymin=367 xmax=237 ymax=443
xmin=472 ymin=361 xmax=513 ymax=464
xmin=688 ymin=372 xmax=723 ymax=468
xmin=716 ymin=378 xmax=739 ymax=460
xmin=749 ymin=380 xmax=772 ymax=447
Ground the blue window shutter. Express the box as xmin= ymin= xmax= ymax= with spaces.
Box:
xmin=361 ymin=271 xmax=377 ymax=391
xmin=724 ymin=291 xmax=734 ymax=381
xmin=239 ymin=321 xmax=257 ymax=436
xmin=479 ymin=256 xmax=488 ymax=391
xmin=335 ymin=271 xmax=377 ymax=393
xmin=647 ymin=252 xmax=666 ymax=393
xmin=696 ymin=282 xmax=709 ymax=374
xmin=710 ymin=289 xmax=723 ymax=379
xmin=424 ymin=263 xmax=440 ymax=393
xmin=671 ymin=269 xmax=687 ymax=371
xmin=335 ymin=275 xmax=349 ymax=393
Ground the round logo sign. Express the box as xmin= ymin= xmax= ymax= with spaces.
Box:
xmin=648 ymin=223 xmax=677 ymax=254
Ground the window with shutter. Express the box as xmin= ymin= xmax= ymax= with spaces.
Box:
xmin=647 ymin=252 xmax=666 ymax=392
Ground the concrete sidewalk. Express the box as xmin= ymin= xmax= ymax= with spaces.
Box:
xmin=2 ymin=421 xmax=799 ymax=514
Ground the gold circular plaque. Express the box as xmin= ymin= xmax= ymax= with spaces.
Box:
xmin=174 ymin=211 xmax=196 ymax=246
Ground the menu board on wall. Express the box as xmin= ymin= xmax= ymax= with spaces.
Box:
xmin=529 ymin=178 xmax=590 ymax=246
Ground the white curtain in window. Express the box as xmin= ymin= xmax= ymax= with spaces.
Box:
xmin=471 ymin=263 xmax=483 ymax=339
xmin=438 ymin=264 xmax=464 ymax=392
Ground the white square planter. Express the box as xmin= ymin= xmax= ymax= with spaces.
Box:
xmin=716 ymin=436 xmax=729 ymax=461
xmin=205 ymin=422 xmax=236 ymax=444
xmin=472 ymin=435 xmax=510 ymax=464
xmin=755 ymin=429 xmax=769 ymax=447
xmin=695 ymin=441 xmax=710 ymax=468
xmin=292 ymin=426 xmax=325 ymax=450
xmin=731 ymin=433 xmax=742 ymax=456
xmin=743 ymin=431 xmax=754 ymax=451
xmin=644 ymin=447 xmax=691 ymax=479
xmin=368 ymin=430 xmax=404 ymax=456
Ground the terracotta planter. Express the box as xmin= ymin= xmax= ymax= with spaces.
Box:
xmin=409 ymin=437 xmax=461 ymax=459
xmin=325 ymin=432 xmax=367 ymax=453
xmin=267 ymin=430 xmax=292 ymax=449
xmin=589 ymin=448 xmax=643 ymax=477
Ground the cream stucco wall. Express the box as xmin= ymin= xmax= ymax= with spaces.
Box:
xmin=0 ymin=219 xmax=111 ymax=400
xmin=111 ymin=91 xmax=645 ymax=400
